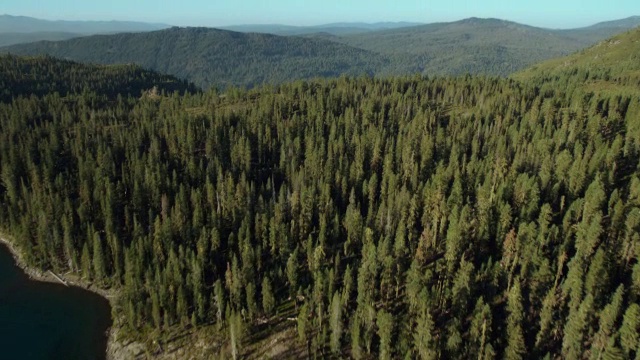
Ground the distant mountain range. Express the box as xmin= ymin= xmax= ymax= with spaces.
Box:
xmin=2 ymin=15 xmax=639 ymax=89
xmin=220 ymin=22 xmax=424 ymax=36
xmin=0 ymin=31 xmax=81 ymax=47
xmin=1 ymin=27 xmax=386 ymax=89
xmin=0 ymin=14 xmax=169 ymax=33
xmin=328 ymin=16 xmax=640 ymax=76
xmin=0 ymin=14 xmax=170 ymax=46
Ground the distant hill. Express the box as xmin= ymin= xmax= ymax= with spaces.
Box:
xmin=556 ymin=16 xmax=640 ymax=43
xmin=3 ymin=17 xmax=639 ymax=89
xmin=330 ymin=17 xmax=640 ymax=77
xmin=0 ymin=54 xmax=196 ymax=102
xmin=513 ymin=27 xmax=640 ymax=94
xmin=0 ymin=31 xmax=83 ymax=47
xmin=581 ymin=16 xmax=640 ymax=30
xmin=221 ymin=22 xmax=423 ymax=36
xmin=1 ymin=27 xmax=388 ymax=90
xmin=0 ymin=14 xmax=170 ymax=46
xmin=0 ymin=14 xmax=170 ymax=34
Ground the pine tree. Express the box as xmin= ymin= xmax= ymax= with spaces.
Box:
xmin=81 ymin=242 xmax=92 ymax=280
xmin=92 ymin=231 xmax=106 ymax=285
xmin=262 ymin=275 xmax=276 ymax=316
xmin=590 ymin=286 xmax=624 ymax=358
xmin=329 ymin=291 xmax=343 ymax=355
xmin=562 ymin=294 xmax=595 ymax=360
xmin=298 ymin=302 xmax=309 ymax=344
xmin=505 ymin=280 xmax=526 ymax=360
xmin=377 ymin=309 xmax=394 ymax=360
xmin=286 ymin=249 xmax=299 ymax=298
xmin=620 ymin=303 xmax=640 ymax=358
xmin=229 ymin=311 xmax=244 ymax=360
xmin=414 ymin=309 xmax=437 ymax=360
xmin=535 ymin=287 xmax=559 ymax=353
xmin=470 ymin=297 xmax=493 ymax=359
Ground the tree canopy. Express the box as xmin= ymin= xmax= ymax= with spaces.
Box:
xmin=1 ymin=29 xmax=640 ymax=358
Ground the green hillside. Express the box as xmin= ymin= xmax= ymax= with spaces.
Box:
xmin=514 ymin=27 xmax=640 ymax=94
xmin=0 ymin=54 xmax=196 ymax=102
xmin=557 ymin=16 xmax=640 ymax=44
xmin=4 ymin=18 xmax=639 ymax=91
xmin=333 ymin=17 xmax=640 ymax=76
xmin=2 ymin=27 xmax=388 ymax=90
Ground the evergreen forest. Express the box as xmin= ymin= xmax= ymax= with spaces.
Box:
xmin=1 ymin=29 xmax=640 ymax=359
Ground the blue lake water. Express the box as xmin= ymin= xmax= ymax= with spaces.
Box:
xmin=0 ymin=243 xmax=111 ymax=360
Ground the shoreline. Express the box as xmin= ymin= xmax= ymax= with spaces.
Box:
xmin=0 ymin=235 xmax=143 ymax=360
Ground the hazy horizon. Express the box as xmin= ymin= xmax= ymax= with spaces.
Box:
xmin=2 ymin=0 xmax=639 ymax=30
xmin=2 ymin=13 xmax=640 ymax=32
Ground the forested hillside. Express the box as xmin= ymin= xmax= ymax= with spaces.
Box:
xmin=4 ymin=17 xmax=639 ymax=90
xmin=514 ymin=28 xmax=640 ymax=93
xmin=331 ymin=17 xmax=640 ymax=77
xmin=1 ymin=27 xmax=387 ymax=90
xmin=220 ymin=22 xmax=424 ymax=36
xmin=0 ymin=32 xmax=83 ymax=47
xmin=0 ymin=55 xmax=196 ymax=103
xmin=556 ymin=16 xmax=640 ymax=44
xmin=1 ymin=30 xmax=640 ymax=359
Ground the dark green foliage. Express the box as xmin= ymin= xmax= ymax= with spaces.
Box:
xmin=620 ymin=304 xmax=640 ymax=357
xmin=513 ymin=27 xmax=640 ymax=93
xmin=334 ymin=18 xmax=590 ymax=77
xmin=2 ymin=27 xmax=387 ymax=90
xmin=1 ymin=29 xmax=640 ymax=358
xmin=0 ymin=54 xmax=196 ymax=102
xmin=329 ymin=291 xmax=343 ymax=354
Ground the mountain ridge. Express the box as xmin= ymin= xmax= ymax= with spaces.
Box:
xmin=581 ymin=15 xmax=640 ymax=30
xmin=221 ymin=21 xmax=424 ymax=36
xmin=513 ymin=27 xmax=640 ymax=91
xmin=0 ymin=14 xmax=172 ymax=46
xmin=3 ymin=16 xmax=640 ymax=89
xmin=1 ymin=26 xmax=387 ymax=89
xmin=2 ymin=20 xmax=640 ymax=360
xmin=0 ymin=14 xmax=170 ymax=34
xmin=328 ymin=16 xmax=640 ymax=76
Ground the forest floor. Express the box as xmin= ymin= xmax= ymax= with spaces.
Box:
xmin=137 ymin=302 xmax=308 ymax=359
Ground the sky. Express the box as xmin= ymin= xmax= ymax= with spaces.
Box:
xmin=3 ymin=0 xmax=639 ymax=29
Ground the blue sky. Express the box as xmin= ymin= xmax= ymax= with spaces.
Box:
xmin=3 ymin=0 xmax=639 ymax=28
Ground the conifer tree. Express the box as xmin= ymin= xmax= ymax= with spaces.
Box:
xmin=329 ymin=291 xmax=343 ymax=355
xmin=377 ymin=309 xmax=394 ymax=360
xmin=620 ymin=304 xmax=640 ymax=358
xmin=505 ymin=280 xmax=526 ymax=360
xmin=262 ymin=276 xmax=276 ymax=316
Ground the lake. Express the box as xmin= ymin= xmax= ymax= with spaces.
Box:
xmin=0 ymin=243 xmax=112 ymax=360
